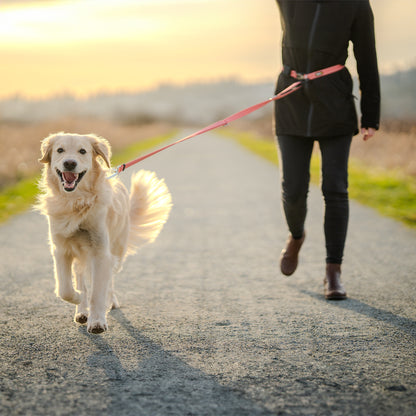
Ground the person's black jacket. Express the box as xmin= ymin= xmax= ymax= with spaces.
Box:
xmin=274 ymin=0 xmax=380 ymax=137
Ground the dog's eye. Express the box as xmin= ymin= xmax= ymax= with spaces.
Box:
xmin=79 ymin=148 xmax=87 ymax=155
xmin=57 ymin=148 xmax=64 ymax=153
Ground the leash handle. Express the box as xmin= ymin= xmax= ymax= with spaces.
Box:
xmin=285 ymin=64 xmax=345 ymax=81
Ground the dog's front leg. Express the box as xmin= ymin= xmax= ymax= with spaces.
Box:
xmin=73 ymin=259 xmax=89 ymax=324
xmin=52 ymin=248 xmax=81 ymax=305
xmin=88 ymin=250 xmax=112 ymax=334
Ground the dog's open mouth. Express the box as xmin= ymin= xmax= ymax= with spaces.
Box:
xmin=57 ymin=169 xmax=86 ymax=192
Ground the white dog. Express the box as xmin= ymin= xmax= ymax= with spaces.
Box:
xmin=36 ymin=132 xmax=172 ymax=333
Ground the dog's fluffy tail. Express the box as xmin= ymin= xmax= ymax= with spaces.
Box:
xmin=127 ymin=170 xmax=172 ymax=255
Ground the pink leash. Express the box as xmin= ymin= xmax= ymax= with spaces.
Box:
xmin=108 ymin=64 xmax=344 ymax=179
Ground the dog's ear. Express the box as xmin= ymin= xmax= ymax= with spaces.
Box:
xmin=91 ymin=135 xmax=112 ymax=168
xmin=39 ymin=134 xmax=56 ymax=164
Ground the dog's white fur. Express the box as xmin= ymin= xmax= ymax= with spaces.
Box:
xmin=36 ymin=132 xmax=172 ymax=333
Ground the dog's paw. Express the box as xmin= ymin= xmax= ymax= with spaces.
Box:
xmin=74 ymin=312 xmax=88 ymax=325
xmin=87 ymin=318 xmax=108 ymax=334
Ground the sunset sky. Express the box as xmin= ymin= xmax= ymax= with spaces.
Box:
xmin=1 ymin=0 xmax=415 ymax=99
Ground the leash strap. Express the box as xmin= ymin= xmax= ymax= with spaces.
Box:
xmin=108 ymin=64 xmax=344 ymax=179
xmin=283 ymin=64 xmax=345 ymax=81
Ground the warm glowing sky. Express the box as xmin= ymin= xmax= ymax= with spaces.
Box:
xmin=1 ymin=0 xmax=415 ymax=99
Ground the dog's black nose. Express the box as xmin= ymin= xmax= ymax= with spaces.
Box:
xmin=63 ymin=160 xmax=77 ymax=171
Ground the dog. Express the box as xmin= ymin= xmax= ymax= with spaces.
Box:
xmin=36 ymin=132 xmax=172 ymax=333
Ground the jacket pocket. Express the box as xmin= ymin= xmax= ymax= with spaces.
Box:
xmin=325 ymin=71 xmax=353 ymax=97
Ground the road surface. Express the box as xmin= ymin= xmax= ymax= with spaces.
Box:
xmin=1 ymin=131 xmax=415 ymax=415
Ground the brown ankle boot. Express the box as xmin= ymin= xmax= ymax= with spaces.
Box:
xmin=324 ymin=263 xmax=347 ymax=300
xmin=280 ymin=232 xmax=305 ymax=276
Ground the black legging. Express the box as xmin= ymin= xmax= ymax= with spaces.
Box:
xmin=277 ymin=134 xmax=352 ymax=264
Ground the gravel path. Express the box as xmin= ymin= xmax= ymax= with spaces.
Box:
xmin=1 ymin=131 xmax=415 ymax=416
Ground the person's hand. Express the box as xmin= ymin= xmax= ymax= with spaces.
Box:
xmin=361 ymin=127 xmax=376 ymax=141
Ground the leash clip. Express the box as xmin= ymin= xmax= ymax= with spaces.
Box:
xmin=107 ymin=167 xmax=119 ymax=179
xmin=107 ymin=164 xmax=126 ymax=179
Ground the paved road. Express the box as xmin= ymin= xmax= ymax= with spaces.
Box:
xmin=1 ymin=132 xmax=415 ymax=416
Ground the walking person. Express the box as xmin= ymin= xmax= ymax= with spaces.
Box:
xmin=274 ymin=0 xmax=380 ymax=299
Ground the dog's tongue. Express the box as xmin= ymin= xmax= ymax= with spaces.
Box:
xmin=62 ymin=171 xmax=78 ymax=184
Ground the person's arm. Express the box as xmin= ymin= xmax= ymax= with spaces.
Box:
xmin=351 ymin=1 xmax=380 ymax=140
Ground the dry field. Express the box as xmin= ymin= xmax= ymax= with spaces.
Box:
xmin=0 ymin=118 xmax=173 ymax=189
xmin=0 ymin=115 xmax=415 ymax=190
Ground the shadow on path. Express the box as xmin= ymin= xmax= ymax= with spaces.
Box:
xmin=80 ymin=309 xmax=275 ymax=416
xmin=300 ymin=288 xmax=416 ymax=339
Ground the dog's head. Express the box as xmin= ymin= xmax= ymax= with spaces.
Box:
xmin=39 ymin=133 xmax=111 ymax=193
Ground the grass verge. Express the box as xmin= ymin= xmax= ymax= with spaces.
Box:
xmin=223 ymin=130 xmax=416 ymax=229
xmin=0 ymin=131 xmax=176 ymax=225
xmin=0 ymin=176 xmax=41 ymax=224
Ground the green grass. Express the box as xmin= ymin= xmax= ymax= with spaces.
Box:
xmin=347 ymin=163 xmax=416 ymax=226
xmin=222 ymin=130 xmax=416 ymax=229
xmin=0 ymin=176 xmax=41 ymax=223
xmin=0 ymin=131 xmax=176 ymax=224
